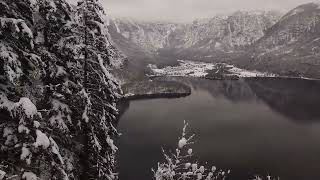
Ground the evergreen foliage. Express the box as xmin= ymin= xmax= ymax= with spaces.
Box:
xmin=0 ymin=0 xmax=124 ymax=179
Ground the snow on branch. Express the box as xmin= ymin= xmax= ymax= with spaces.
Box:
xmin=153 ymin=121 xmax=230 ymax=180
xmin=153 ymin=121 xmax=280 ymax=180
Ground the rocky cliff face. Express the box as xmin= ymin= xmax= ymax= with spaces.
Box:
xmin=108 ymin=18 xmax=178 ymax=53
xmin=171 ymin=11 xmax=281 ymax=52
xmin=108 ymin=11 xmax=281 ymax=58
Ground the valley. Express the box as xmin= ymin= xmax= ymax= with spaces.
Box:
xmin=1 ymin=0 xmax=320 ymax=180
xmin=148 ymin=60 xmax=277 ymax=79
xmin=108 ymin=2 xmax=320 ymax=81
xmin=110 ymin=3 xmax=320 ymax=179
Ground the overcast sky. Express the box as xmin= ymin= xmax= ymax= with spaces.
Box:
xmin=100 ymin=0 xmax=314 ymax=22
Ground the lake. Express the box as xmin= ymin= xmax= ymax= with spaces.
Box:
xmin=116 ymin=78 xmax=320 ymax=180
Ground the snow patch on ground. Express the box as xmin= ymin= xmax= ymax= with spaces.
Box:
xmin=149 ymin=60 xmax=215 ymax=78
xmin=124 ymin=93 xmax=135 ymax=98
xmin=149 ymin=60 xmax=276 ymax=78
xmin=227 ymin=65 xmax=277 ymax=77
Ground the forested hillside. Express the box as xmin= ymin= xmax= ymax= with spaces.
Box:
xmin=248 ymin=2 xmax=320 ymax=78
xmin=0 ymin=0 xmax=124 ymax=179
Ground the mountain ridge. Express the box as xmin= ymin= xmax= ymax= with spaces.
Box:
xmin=109 ymin=3 xmax=320 ymax=78
xmin=108 ymin=10 xmax=282 ymax=56
xmin=248 ymin=2 xmax=320 ymax=78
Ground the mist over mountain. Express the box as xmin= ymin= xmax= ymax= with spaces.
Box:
xmin=108 ymin=11 xmax=282 ymax=55
xmin=108 ymin=2 xmax=320 ymax=78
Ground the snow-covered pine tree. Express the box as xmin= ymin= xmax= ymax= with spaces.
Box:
xmin=36 ymin=0 xmax=85 ymax=179
xmin=0 ymin=0 xmax=71 ymax=179
xmin=75 ymin=0 xmax=121 ymax=179
xmin=0 ymin=0 xmax=122 ymax=179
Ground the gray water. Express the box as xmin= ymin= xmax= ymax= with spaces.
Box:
xmin=117 ymin=78 xmax=320 ymax=180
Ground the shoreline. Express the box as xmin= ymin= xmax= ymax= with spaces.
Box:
xmin=150 ymin=75 xmax=320 ymax=81
xmin=120 ymin=91 xmax=191 ymax=101
xmin=120 ymin=79 xmax=192 ymax=101
xmin=148 ymin=60 xmax=320 ymax=81
xmin=118 ymin=75 xmax=320 ymax=102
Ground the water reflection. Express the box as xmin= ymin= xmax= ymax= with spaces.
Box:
xmin=175 ymin=78 xmax=320 ymax=123
xmin=116 ymin=78 xmax=320 ymax=180
xmin=179 ymin=78 xmax=257 ymax=102
xmin=246 ymin=78 xmax=320 ymax=122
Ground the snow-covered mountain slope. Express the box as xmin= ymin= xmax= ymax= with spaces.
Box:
xmin=108 ymin=17 xmax=179 ymax=53
xmin=249 ymin=2 xmax=320 ymax=78
xmin=109 ymin=4 xmax=320 ymax=78
xmin=255 ymin=2 xmax=320 ymax=52
xmin=171 ymin=11 xmax=281 ymax=51
xmin=108 ymin=11 xmax=282 ymax=57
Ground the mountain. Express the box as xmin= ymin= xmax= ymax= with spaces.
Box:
xmin=168 ymin=11 xmax=281 ymax=56
xmin=107 ymin=18 xmax=178 ymax=54
xmin=0 ymin=0 xmax=123 ymax=179
xmin=248 ymin=2 xmax=320 ymax=78
xmin=107 ymin=18 xmax=180 ymax=83
xmin=108 ymin=11 xmax=282 ymax=61
xmin=109 ymin=4 xmax=320 ymax=79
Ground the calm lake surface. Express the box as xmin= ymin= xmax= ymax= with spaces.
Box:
xmin=116 ymin=78 xmax=320 ymax=180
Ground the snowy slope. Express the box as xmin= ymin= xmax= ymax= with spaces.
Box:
xmin=249 ymin=2 xmax=320 ymax=78
xmin=108 ymin=17 xmax=179 ymax=53
xmin=172 ymin=11 xmax=281 ymax=51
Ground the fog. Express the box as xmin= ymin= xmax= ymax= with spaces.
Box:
xmin=100 ymin=0 xmax=315 ymax=22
